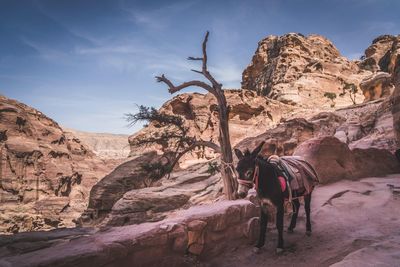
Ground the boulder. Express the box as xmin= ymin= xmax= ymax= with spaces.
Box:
xmin=293 ymin=136 xmax=400 ymax=183
xmin=236 ymin=113 xmax=345 ymax=156
xmin=87 ymin=162 xmax=224 ymax=227
xmin=77 ymin=151 xmax=170 ymax=226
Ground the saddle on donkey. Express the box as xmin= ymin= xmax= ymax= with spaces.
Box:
xmin=268 ymin=155 xmax=319 ymax=198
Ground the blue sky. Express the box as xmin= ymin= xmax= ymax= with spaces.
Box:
xmin=1 ymin=0 xmax=399 ymax=134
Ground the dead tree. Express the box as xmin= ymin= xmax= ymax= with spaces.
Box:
xmin=156 ymin=31 xmax=237 ymax=200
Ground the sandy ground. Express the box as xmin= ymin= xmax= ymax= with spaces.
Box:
xmin=208 ymin=174 xmax=400 ymax=267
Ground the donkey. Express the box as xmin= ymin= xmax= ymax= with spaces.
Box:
xmin=234 ymin=142 xmax=317 ymax=253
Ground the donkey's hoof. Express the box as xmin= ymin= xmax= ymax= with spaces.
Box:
xmin=287 ymin=228 xmax=294 ymax=234
xmin=252 ymin=247 xmax=261 ymax=254
xmin=276 ymin=248 xmax=284 ymax=254
xmin=306 ymin=230 xmax=312 ymax=236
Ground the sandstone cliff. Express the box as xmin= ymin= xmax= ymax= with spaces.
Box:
xmin=241 ymin=33 xmax=368 ymax=106
xmin=0 ymin=95 xmax=116 ymax=233
xmin=359 ymin=35 xmax=400 ymax=101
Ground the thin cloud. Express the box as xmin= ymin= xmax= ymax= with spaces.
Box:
xmin=122 ymin=0 xmax=198 ymax=30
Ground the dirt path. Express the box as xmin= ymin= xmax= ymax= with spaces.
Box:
xmin=208 ymin=175 xmax=400 ymax=267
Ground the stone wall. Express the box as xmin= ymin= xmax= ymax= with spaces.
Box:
xmin=1 ymin=200 xmax=260 ymax=267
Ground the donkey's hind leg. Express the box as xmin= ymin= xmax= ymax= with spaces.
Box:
xmin=304 ymin=193 xmax=312 ymax=236
xmin=287 ymin=199 xmax=301 ymax=233
xmin=276 ymin=202 xmax=284 ymax=253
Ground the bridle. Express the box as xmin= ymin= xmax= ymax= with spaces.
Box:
xmin=237 ymin=163 xmax=260 ymax=190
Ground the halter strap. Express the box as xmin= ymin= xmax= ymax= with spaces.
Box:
xmin=237 ymin=164 xmax=260 ymax=190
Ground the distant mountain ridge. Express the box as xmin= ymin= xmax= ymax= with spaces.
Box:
xmin=63 ymin=128 xmax=130 ymax=160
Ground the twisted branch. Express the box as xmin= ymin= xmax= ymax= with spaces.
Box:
xmin=168 ymin=140 xmax=221 ymax=174
xmin=155 ymin=74 xmax=214 ymax=94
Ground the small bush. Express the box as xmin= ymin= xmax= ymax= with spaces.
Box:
xmin=207 ymin=161 xmax=220 ymax=175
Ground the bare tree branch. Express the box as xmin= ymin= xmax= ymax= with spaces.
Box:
xmin=190 ymin=69 xmax=203 ymax=74
xmin=155 ymin=74 xmax=214 ymax=94
xmin=200 ymin=31 xmax=222 ymax=89
xmin=187 ymin=57 xmax=203 ymax=61
xmin=167 ymin=140 xmax=221 ymax=175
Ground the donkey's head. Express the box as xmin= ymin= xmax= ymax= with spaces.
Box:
xmin=234 ymin=141 xmax=265 ymax=198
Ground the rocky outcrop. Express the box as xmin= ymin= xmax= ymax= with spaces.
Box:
xmin=359 ymin=72 xmax=394 ymax=101
xmin=77 ymin=151 xmax=174 ymax=226
xmin=359 ymin=35 xmax=398 ymax=73
xmin=242 ymin=33 xmax=367 ymax=106
xmin=236 ymin=112 xmax=345 ymax=156
xmin=81 ymin=161 xmax=224 ymax=227
xmin=0 ymin=95 xmax=115 ymax=233
xmin=358 ymin=35 xmax=400 ymax=102
xmin=129 ymin=90 xmax=298 ymax=160
xmin=335 ymin=98 xmax=397 ymax=152
xmin=391 ymin=41 xmax=400 ymax=145
xmin=64 ymin=128 xmax=130 ymax=160
xmin=293 ymin=136 xmax=400 ymax=183
xmin=235 ymin=95 xmax=397 ymax=159
xmin=1 ymin=200 xmax=259 ymax=267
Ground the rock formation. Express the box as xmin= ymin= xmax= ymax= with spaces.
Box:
xmin=359 ymin=35 xmax=398 ymax=73
xmin=235 ymin=96 xmax=397 ymax=158
xmin=359 ymin=35 xmax=400 ymax=101
xmin=0 ymin=95 xmax=115 ymax=233
xmin=293 ymin=136 xmax=400 ymax=183
xmin=78 ymin=151 xmax=175 ymax=226
xmin=241 ymin=33 xmax=368 ymax=106
xmin=236 ymin=112 xmax=345 ymax=156
xmin=99 ymin=162 xmax=224 ymax=227
xmin=129 ymin=90 xmax=299 ymax=161
xmin=390 ymin=39 xmax=400 ymax=145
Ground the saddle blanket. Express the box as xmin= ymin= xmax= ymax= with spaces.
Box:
xmin=268 ymin=155 xmax=319 ymax=194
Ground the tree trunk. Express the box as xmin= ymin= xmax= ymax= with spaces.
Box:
xmin=155 ymin=31 xmax=238 ymax=199
xmin=215 ymin=90 xmax=237 ymax=199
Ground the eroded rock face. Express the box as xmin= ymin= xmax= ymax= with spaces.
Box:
xmin=236 ymin=112 xmax=345 ymax=156
xmin=359 ymin=35 xmax=398 ymax=73
xmin=357 ymin=35 xmax=400 ymax=101
xmin=359 ymin=72 xmax=394 ymax=101
xmin=391 ymin=43 xmax=400 ymax=145
xmin=235 ymin=96 xmax=397 ymax=159
xmin=293 ymin=136 xmax=400 ymax=183
xmin=0 ymin=96 xmax=114 ymax=233
xmin=129 ymin=90 xmax=296 ymax=161
xmin=77 ymin=151 xmax=174 ymax=226
xmin=242 ymin=33 xmax=367 ymax=106
xmin=89 ymin=161 xmax=224 ymax=227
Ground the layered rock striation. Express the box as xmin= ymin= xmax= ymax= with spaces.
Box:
xmin=241 ymin=33 xmax=367 ymax=106
xmin=0 ymin=95 xmax=115 ymax=233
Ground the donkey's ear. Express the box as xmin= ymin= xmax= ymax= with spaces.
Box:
xmin=234 ymin=148 xmax=244 ymax=160
xmin=251 ymin=141 xmax=265 ymax=157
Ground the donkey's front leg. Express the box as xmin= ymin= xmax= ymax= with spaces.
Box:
xmin=276 ymin=203 xmax=284 ymax=253
xmin=304 ymin=193 xmax=312 ymax=236
xmin=254 ymin=207 xmax=268 ymax=253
